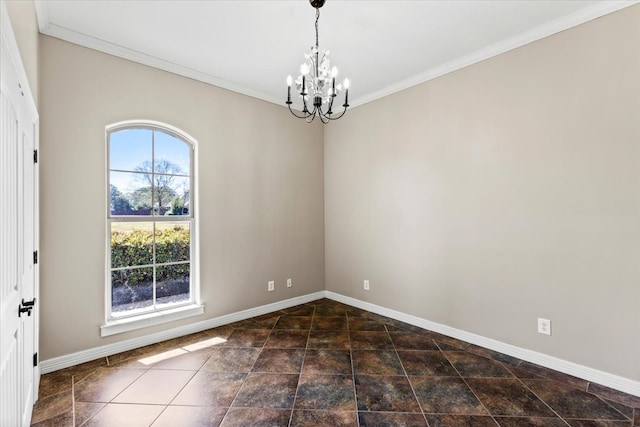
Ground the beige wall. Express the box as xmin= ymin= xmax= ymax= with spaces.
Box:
xmin=39 ymin=36 xmax=325 ymax=359
xmin=325 ymin=5 xmax=640 ymax=381
xmin=5 ymin=0 xmax=38 ymax=104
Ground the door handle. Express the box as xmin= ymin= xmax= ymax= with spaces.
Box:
xmin=18 ymin=305 xmax=32 ymax=317
xmin=22 ymin=298 xmax=36 ymax=307
xmin=18 ymin=298 xmax=36 ymax=317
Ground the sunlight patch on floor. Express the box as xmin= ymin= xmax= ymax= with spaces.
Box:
xmin=183 ymin=337 xmax=227 ymax=352
xmin=137 ymin=336 xmax=227 ymax=365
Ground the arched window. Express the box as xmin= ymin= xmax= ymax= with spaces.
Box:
xmin=103 ymin=121 xmax=201 ymax=336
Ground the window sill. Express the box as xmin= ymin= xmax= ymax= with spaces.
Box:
xmin=100 ymin=304 xmax=204 ymax=337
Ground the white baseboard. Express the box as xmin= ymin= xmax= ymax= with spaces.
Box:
xmin=326 ymin=291 xmax=640 ymax=398
xmin=41 ymin=289 xmax=640 ymax=398
xmin=40 ymin=291 xmax=325 ymax=374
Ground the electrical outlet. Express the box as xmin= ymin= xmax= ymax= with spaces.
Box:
xmin=287 ymin=278 xmax=292 ymax=288
xmin=538 ymin=318 xmax=551 ymax=335
xmin=364 ymin=280 xmax=370 ymax=291
xmin=268 ymin=280 xmax=275 ymax=292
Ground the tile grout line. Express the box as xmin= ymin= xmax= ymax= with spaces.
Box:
xmin=507 ymin=360 xmax=637 ymax=419
xmin=71 ymin=375 xmax=76 ymax=427
xmin=440 ymin=350 xmax=500 ymax=426
xmin=588 ymin=383 xmax=640 ymax=421
xmin=591 ymin=392 xmax=635 ymax=422
xmin=287 ymin=304 xmax=314 ymax=427
xmin=346 ymin=309 xmax=360 ymax=427
xmin=385 ymin=323 xmax=431 ymax=426
xmin=220 ymin=309 xmax=281 ymax=426
xmin=513 ymin=363 xmax=631 ymax=425
xmin=155 ymin=351 xmax=205 ymax=426
xmin=506 ymin=364 xmax=571 ymax=426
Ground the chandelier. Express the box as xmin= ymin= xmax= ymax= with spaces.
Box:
xmin=286 ymin=0 xmax=350 ymax=123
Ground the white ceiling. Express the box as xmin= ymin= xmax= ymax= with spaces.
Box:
xmin=34 ymin=0 xmax=636 ymax=108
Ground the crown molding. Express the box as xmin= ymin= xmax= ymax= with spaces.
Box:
xmin=350 ymin=0 xmax=640 ymax=108
xmin=33 ymin=0 xmax=48 ymax=33
xmin=33 ymin=1 xmax=640 ymax=109
xmin=33 ymin=2 xmax=282 ymax=106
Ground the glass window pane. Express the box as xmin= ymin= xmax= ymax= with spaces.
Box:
xmin=110 ymin=171 xmax=153 ymax=216
xmin=155 ymin=175 xmax=190 ymax=217
xmin=110 ymin=222 xmax=153 ymax=268
xmin=156 ymin=263 xmax=190 ymax=307
xmin=154 ymin=131 xmax=190 ymax=176
xmin=111 ymin=266 xmax=154 ymax=315
xmin=110 ymin=128 xmax=152 ymax=172
xmin=155 ymin=223 xmax=190 ymax=264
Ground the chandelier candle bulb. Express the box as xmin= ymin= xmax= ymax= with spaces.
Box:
xmin=343 ymin=78 xmax=350 ymax=106
xmin=332 ymin=66 xmax=338 ymax=92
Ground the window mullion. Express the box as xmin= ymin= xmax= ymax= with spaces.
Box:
xmin=155 ymin=260 xmax=190 ymax=267
xmin=152 ymin=129 xmax=156 ymax=216
xmin=152 ymin=221 xmax=157 ymax=310
xmin=190 ymin=217 xmax=194 ymax=304
xmin=109 ymin=168 xmax=189 ymax=178
xmin=151 ymin=130 xmax=157 ymax=310
xmin=111 ymin=262 xmax=156 ymax=271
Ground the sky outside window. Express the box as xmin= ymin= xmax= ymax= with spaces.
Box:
xmin=109 ymin=128 xmax=191 ymax=196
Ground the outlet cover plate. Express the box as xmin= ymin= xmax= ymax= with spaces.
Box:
xmin=538 ymin=318 xmax=551 ymax=335
xmin=287 ymin=278 xmax=292 ymax=288
xmin=268 ymin=280 xmax=275 ymax=292
xmin=364 ymin=280 xmax=370 ymax=291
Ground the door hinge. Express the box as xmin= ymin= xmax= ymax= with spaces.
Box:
xmin=33 ymin=251 xmax=38 ymax=264
xmin=33 ymin=149 xmax=38 ymax=163
xmin=33 ymin=352 xmax=38 ymax=367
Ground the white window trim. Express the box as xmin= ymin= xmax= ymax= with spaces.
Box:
xmin=101 ymin=303 xmax=204 ymax=337
xmin=103 ymin=120 xmax=202 ymax=336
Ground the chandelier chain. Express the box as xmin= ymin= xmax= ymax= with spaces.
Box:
xmin=315 ymin=8 xmax=320 ymax=49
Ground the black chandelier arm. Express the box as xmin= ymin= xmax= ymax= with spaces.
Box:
xmin=288 ymin=102 xmax=347 ymax=123
xmin=320 ymin=104 xmax=349 ymax=121
xmin=305 ymin=104 xmax=320 ymax=123
xmin=288 ymin=103 xmax=313 ymax=120
xmin=326 ymin=94 xmax=335 ymax=114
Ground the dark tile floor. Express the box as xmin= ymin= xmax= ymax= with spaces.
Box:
xmin=31 ymin=298 xmax=640 ymax=426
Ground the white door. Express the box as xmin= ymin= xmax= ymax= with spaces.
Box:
xmin=1 ymin=8 xmax=39 ymax=426
xmin=19 ymin=111 xmax=37 ymax=427
xmin=1 ymin=37 xmax=24 ymax=427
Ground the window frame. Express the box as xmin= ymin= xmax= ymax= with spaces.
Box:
xmin=102 ymin=120 xmax=202 ymax=337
